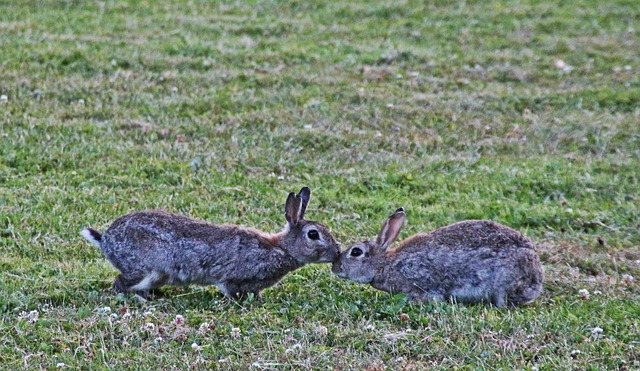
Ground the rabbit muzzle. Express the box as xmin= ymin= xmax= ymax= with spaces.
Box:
xmin=315 ymin=242 xmax=341 ymax=263
xmin=331 ymin=260 xmax=347 ymax=278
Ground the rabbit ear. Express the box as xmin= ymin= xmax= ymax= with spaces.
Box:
xmin=285 ymin=191 xmax=303 ymax=226
xmin=375 ymin=208 xmax=406 ymax=252
xmin=297 ymin=187 xmax=311 ymax=220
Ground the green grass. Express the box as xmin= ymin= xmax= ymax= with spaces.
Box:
xmin=1 ymin=0 xmax=639 ymax=369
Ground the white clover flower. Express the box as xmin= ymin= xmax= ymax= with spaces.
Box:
xmin=313 ymin=325 xmax=328 ymax=337
xmin=578 ymin=289 xmax=590 ymax=300
xmin=292 ymin=343 xmax=303 ymax=350
xmin=231 ymin=327 xmax=241 ymax=338
xmin=56 ymin=363 xmax=66 ymax=368
xmin=591 ymin=327 xmax=603 ymax=335
xmin=364 ymin=324 xmax=376 ymax=331
xmin=571 ymin=349 xmax=581 ymax=356
xmin=0 ymin=95 xmax=8 ymax=102
xmin=621 ymin=274 xmax=634 ymax=285
xmin=19 ymin=310 xmax=40 ymax=324
xmin=191 ymin=342 xmax=201 ymax=351
xmin=145 ymin=322 xmax=155 ymax=330
xmin=154 ymin=337 xmax=163 ymax=344
xmin=173 ymin=314 xmax=185 ymax=326
xmin=554 ymin=59 xmax=574 ymax=73
xmin=97 ymin=306 xmax=112 ymax=315
xmin=199 ymin=322 xmax=212 ymax=332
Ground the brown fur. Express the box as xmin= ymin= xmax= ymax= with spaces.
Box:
xmin=245 ymin=227 xmax=287 ymax=248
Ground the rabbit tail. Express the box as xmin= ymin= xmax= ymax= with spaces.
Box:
xmin=81 ymin=228 xmax=103 ymax=248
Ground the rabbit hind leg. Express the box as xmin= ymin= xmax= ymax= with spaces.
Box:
xmin=113 ymin=275 xmax=131 ymax=293
xmin=112 ymin=274 xmax=148 ymax=300
xmin=117 ymin=271 xmax=165 ymax=299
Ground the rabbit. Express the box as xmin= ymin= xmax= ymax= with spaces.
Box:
xmin=81 ymin=187 xmax=341 ymax=300
xmin=332 ymin=208 xmax=543 ymax=308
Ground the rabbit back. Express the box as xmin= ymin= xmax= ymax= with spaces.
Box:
xmin=396 ymin=220 xmax=535 ymax=254
xmin=382 ymin=220 xmax=543 ymax=307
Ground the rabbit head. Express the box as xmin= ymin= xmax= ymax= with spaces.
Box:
xmin=280 ymin=187 xmax=341 ymax=264
xmin=332 ymin=208 xmax=406 ymax=283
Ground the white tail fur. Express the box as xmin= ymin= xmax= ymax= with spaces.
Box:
xmin=81 ymin=229 xmax=102 ymax=248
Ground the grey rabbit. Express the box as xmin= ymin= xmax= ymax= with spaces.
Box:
xmin=81 ymin=187 xmax=341 ymax=300
xmin=332 ymin=208 xmax=543 ymax=307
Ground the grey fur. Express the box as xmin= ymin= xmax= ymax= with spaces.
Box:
xmin=332 ymin=209 xmax=543 ymax=308
xmin=81 ymin=187 xmax=340 ymax=300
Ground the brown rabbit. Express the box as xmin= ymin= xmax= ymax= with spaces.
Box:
xmin=82 ymin=187 xmax=341 ymax=300
xmin=332 ymin=208 xmax=543 ymax=307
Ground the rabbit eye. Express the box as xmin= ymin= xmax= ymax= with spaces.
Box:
xmin=307 ymin=230 xmax=320 ymax=240
xmin=350 ymin=247 xmax=363 ymax=257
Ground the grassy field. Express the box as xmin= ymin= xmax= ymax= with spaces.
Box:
xmin=1 ymin=0 xmax=639 ymax=369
